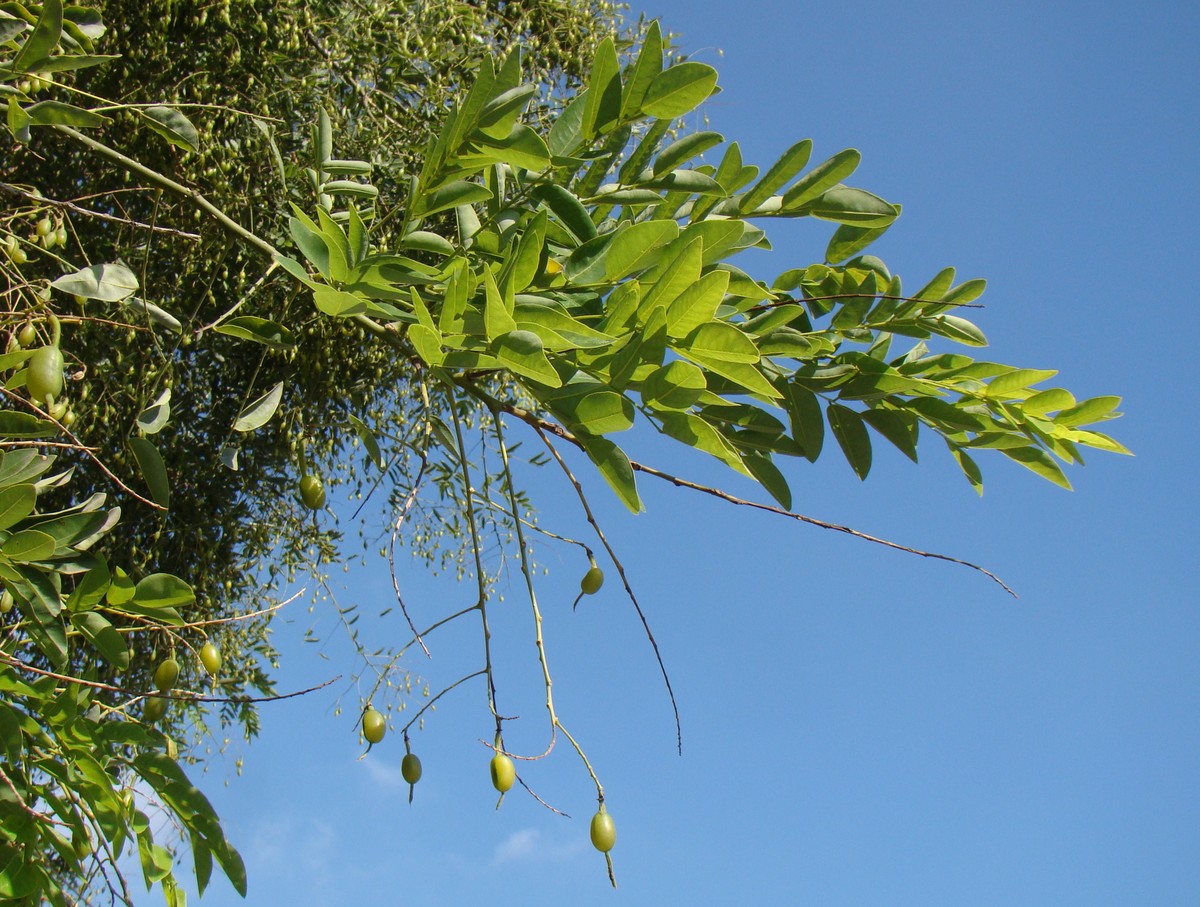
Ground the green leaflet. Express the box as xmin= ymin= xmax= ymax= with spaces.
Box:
xmin=141 ymin=106 xmax=199 ymax=153
xmin=580 ymin=435 xmax=641 ymax=512
xmin=659 ymin=411 xmax=752 ymax=477
xmin=233 ymin=382 xmax=284 ymax=433
xmin=653 ymin=131 xmax=724 ymax=177
xmin=127 ymin=437 xmax=169 ymax=508
xmin=640 ymin=360 xmax=707 ymax=412
xmin=492 ymin=330 xmax=561 ymax=387
xmin=641 ymin=62 xmax=719 ymax=118
xmin=604 ymin=221 xmax=679 ymax=280
xmin=827 ymin=403 xmax=872 ymax=479
xmin=214 ymin=317 xmax=296 ymax=350
xmin=739 ymin=139 xmax=812 ymax=214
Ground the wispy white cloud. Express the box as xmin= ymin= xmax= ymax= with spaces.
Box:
xmin=246 ymin=814 xmax=335 ymax=880
xmin=360 ymin=754 xmax=405 ymax=788
xmin=494 ymin=828 xmax=541 ymax=864
xmin=492 ymin=827 xmax=588 ymax=865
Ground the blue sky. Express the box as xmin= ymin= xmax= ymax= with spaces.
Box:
xmin=160 ymin=2 xmax=1198 ymax=905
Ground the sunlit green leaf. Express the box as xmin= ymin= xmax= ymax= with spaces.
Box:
xmin=659 ymin=411 xmax=752 ymax=476
xmin=50 ymin=263 xmax=138 ymax=301
xmin=0 ymin=484 xmax=37 ymax=532
xmin=214 ymin=317 xmax=297 ymax=350
xmin=133 ymin=573 xmax=195 ymax=609
xmin=742 ymin=452 xmax=792 ymax=509
xmin=412 ymin=180 xmax=492 ymax=218
xmin=828 ymin=403 xmax=872 ymax=479
xmin=141 ymin=106 xmax=199 ymax=152
xmin=781 ymin=149 xmax=862 ymax=210
xmin=25 ymin=99 xmax=109 ymax=128
xmin=71 ymin=610 xmax=129 ymax=669
xmin=1001 ymin=445 xmax=1072 ymax=489
xmin=492 ymin=330 xmax=561 ymax=387
xmin=233 ymin=381 xmax=284 ymax=433
xmin=604 ymin=221 xmax=679 ymax=281
xmin=13 ymin=0 xmax=63 ymax=72
xmin=739 ymin=139 xmax=812 ymax=214
xmin=641 ymin=62 xmax=718 ymax=118
xmin=1 ymin=528 xmax=55 ymax=561
xmin=127 ymin=437 xmax=169 ymax=508
xmin=580 ymin=435 xmax=641 ymax=512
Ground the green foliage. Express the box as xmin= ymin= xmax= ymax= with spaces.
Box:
xmin=274 ymin=18 xmax=1126 ymax=513
xmin=0 ymin=449 xmax=242 ymax=905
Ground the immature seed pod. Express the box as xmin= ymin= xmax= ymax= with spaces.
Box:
xmin=590 ymin=809 xmax=616 ymax=853
xmin=580 ymin=565 xmax=604 ymax=595
xmin=142 ymin=696 xmax=168 ymax=723
xmin=402 ymin=753 xmax=422 ymax=784
xmin=153 ymin=657 xmax=180 ymax=690
xmin=0 ymin=588 xmax=13 ymax=613
xmin=26 ymin=345 xmax=64 ymax=404
xmin=299 ymin=474 xmax=326 ymax=510
xmin=199 ymin=642 xmax=221 ymax=676
xmin=362 ymin=707 xmax=386 ymax=744
xmin=490 ymin=753 xmax=515 ymax=793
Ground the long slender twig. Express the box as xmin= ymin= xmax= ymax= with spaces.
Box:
xmin=0 ymin=182 xmax=202 ymax=240
xmin=385 ymin=380 xmax=439 ymax=658
xmin=0 ymin=652 xmax=339 ymax=703
xmin=446 ymin=383 xmax=503 ymax=729
xmin=481 ymin=391 xmax=1016 ymax=596
xmin=54 ymin=127 xmax=278 ymax=259
xmin=531 ymin=423 xmax=685 ymax=753
xmin=399 ymin=669 xmax=486 ymax=736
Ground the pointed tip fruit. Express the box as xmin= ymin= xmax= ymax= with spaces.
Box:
xmin=362 ymin=707 xmax=386 ymax=744
xmin=299 ymin=474 xmax=326 ymax=510
xmin=402 ymin=753 xmax=422 ymax=784
xmin=580 ymin=565 xmax=604 ymax=595
xmin=199 ymin=641 xmax=221 ymax=676
xmin=590 ymin=809 xmax=616 ymax=853
xmin=153 ymin=657 xmax=180 ymax=690
xmin=490 ymin=753 xmax=515 ymax=793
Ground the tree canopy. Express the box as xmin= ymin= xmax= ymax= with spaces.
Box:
xmin=0 ymin=1 xmax=1126 ymax=903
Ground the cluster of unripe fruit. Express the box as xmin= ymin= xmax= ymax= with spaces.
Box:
xmin=3 ymin=216 xmax=68 ymax=265
xmin=358 ymin=705 xmax=615 ymax=854
xmin=144 ymin=642 xmax=221 ymax=723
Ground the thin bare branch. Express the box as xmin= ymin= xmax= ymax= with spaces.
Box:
xmin=0 ymin=182 xmax=202 ymax=241
xmin=0 ymin=651 xmax=339 ymax=703
xmin=531 ymin=423 xmax=685 ymax=753
xmin=489 ymin=393 xmax=1016 ymax=596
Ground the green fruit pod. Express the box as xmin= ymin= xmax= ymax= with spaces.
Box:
xmin=299 ymin=474 xmax=326 ymax=510
xmin=153 ymin=657 xmax=180 ymax=690
xmin=199 ymin=642 xmax=222 ymax=676
xmin=580 ymin=565 xmax=604 ymax=595
xmin=402 ymin=753 xmax=422 ymax=784
xmin=590 ymin=809 xmax=616 ymax=853
xmin=490 ymin=753 xmax=515 ymax=793
xmin=362 ymin=707 xmax=386 ymax=744
xmin=26 ymin=345 xmax=64 ymax=404
xmin=143 ymin=696 xmax=169 ymax=723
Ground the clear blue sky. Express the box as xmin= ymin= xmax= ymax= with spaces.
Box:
xmin=163 ymin=2 xmax=1198 ymax=905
